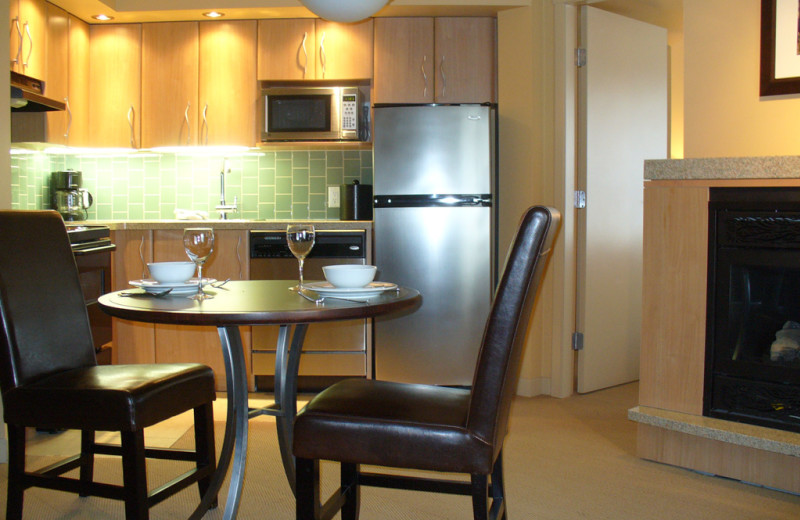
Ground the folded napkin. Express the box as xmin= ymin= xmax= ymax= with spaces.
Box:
xmin=174 ymin=209 xmax=209 ymax=220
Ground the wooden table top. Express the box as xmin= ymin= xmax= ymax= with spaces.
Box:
xmin=98 ymin=280 xmax=421 ymax=327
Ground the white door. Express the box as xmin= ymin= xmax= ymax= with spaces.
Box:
xmin=575 ymin=6 xmax=667 ymax=393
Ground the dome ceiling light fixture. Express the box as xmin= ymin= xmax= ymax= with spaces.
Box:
xmin=300 ymin=0 xmax=391 ymax=23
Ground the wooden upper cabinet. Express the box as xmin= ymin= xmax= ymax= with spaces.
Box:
xmin=141 ymin=22 xmax=199 ymax=148
xmin=374 ymin=17 xmax=434 ymax=104
xmin=46 ymin=6 xmax=89 ymax=146
xmin=433 ymin=17 xmax=496 ymax=104
xmin=315 ymin=19 xmax=373 ymax=80
xmin=199 ymin=20 xmax=258 ymax=146
xmin=89 ymin=24 xmax=141 ymax=148
xmin=10 ymin=0 xmax=46 ymax=79
xmin=258 ymin=18 xmax=316 ymax=80
xmin=258 ymin=18 xmax=372 ymax=80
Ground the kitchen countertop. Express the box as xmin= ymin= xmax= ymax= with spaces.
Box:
xmin=645 ymin=155 xmax=800 ymax=180
xmin=78 ymin=220 xmax=373 ymax=231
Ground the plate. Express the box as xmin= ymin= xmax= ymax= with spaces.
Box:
xmin=129 ymin=278 xmax=216 ymax=295
xmin=304 ymin=281 xmax=398 ymax=299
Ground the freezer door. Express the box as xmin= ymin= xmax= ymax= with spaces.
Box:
xmin=374 ymin=105 xmax=492 ymax=195
xmin=374 ymin=205 xmax=492 ymax=385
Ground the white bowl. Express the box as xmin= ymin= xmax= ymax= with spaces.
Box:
xmin=147 ymin=261 xmax=196 ymax=284
xmin=323 ymin=265 xmax=377 ymax=288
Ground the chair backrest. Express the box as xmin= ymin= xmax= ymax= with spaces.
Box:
xmin=0 ymin=210 xmax=96 ymax=395
xmin=467 ymin=205 xmax=560 ymax=449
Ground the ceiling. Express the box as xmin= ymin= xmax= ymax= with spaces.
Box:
xmin=47 ymin=0 xmax=683 ymax=29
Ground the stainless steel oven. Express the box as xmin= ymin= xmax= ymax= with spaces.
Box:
xmin=66 ymin=225 xmax=116 ymax=364
xmin=249 ymin=229 xmax=368 ymax=390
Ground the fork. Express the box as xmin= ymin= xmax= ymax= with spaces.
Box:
xmin=297 ymin=288 xmax=365 ymax=305
xmin=120 ymin=288 xmax=173 ymax=298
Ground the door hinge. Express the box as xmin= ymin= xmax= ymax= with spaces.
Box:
xmin=575 ymin=48 xmax=587 ymax=67
xmin=574 ymin=190 xmax=586 ymax=209
xmin=572 ymin=332 xmax=584 ymax=351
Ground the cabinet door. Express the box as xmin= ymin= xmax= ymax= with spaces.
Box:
xmin=89 ymin=24 xmax=141 ymax=148
xmin=45 ymin=3 xmax=68 ymax=144
xmin=141 ymin=22 xmax=199 ymax=148
xmin=434 ymin=17 xmax=496 ymax=103
xmin=153 ymin=229 xmax=251 ymax=391
xmin=257 ymin=18 xmax=316 ymax=80
xmin=12 ymin=0 xmax=46 ymax=78
xmin=315 ymin=19 xmax=373 ymax=80
xmin=111 ymin=230 xmax=156 ymax=365
xmin=374 ymin=17 xmax=434 ymax=104
xmin=67 ymin=15 xmax=89 ymax=146
xmin=199 ymin=20 xmax=257 ymax=146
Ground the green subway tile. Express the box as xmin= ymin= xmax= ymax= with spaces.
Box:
xmin=361 ymin=168 xmax=373 ymax=184
xmin=176 ymin=194 xmax=193 ymax=209
xmin=259 ymin=168 xmax=276 ymax=185
xmin=292 ymin=185 xmax=309 ymax=202
xmin=343 ymin=150 xmax=360 ymax=160
xmin=242 ymin=194 xmax=258 ymax=212
xmin=160 ymin=202 xmax=177 ymax=219
xmin=276 ymin=177 xmax=291 ymax=195
xmin=97 ymin=157 xmax=113 ymax=172
xmin=96 ymin=204 xmax=112 ymax=220
xmin=310 ymin=158 xmax=326 ymax=176
xmin=360 ymin=150 xmax=373 ymax=167
xmin=128 ymin=204 xmax=144 ymax=220
xmin=259 ymin=185 xmax=275 ymax=203
xmin=258 ymin=203 xmax=276 ymax=220
xmin=292 ymin=151 xmax=309 ymax=167
xmin=310 ymin=176 xmax=326 ymax=194
xmin=259 ymin=152 xmax=276 ymax=168
xmin=275 ymin=210 xmax=292 ymax=219
xmin=292 ymin=168 xmax=309 ymax=185
xmin=310 ymin=210 xmax=327 ymax=220
xmin=310 ymin=151 xmax=325 ymax=160
xmin=242 ymin=158 xmax=258 ymax=177
xmin=144 ymin=160 xmax=160 ymax=178
xmin=128 ymin=157 xmax=144 ymax=170
xmin=159 ymin=168 xmax=177 ymax=186
xmin=326 ymin=151 xmax=343 ymax=167
xmin=276 ymin=194 xmax=292 ymax=212
xmin=276 ymin=151 xmax=292 ymax=161
xmin=243 ymin=176 xmax=258 ymax=195
xmin=159 ymin=154 xmax=176 ymax=169
xmin=144 ymin=194 xmax=160 ymax=213
xmin=344 ymin=159 xmax=360 ymax=177
xmin=291 ymin=203 xmax=309 ymax=219
xmin=326 ymin=168 xmax=344 ymax=185
xmin=276 ymin=158 xmax=292 ymax=177
xmin=309 ymin=193 xmax=325 ymax=212
xmin=129 ymin=186 xmax=144 ymax=204
xmin=144 ymin=177 xmax=160 ymax=193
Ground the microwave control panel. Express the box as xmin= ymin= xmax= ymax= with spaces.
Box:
xmin=341 ymin=94 xmax=358 ymax=131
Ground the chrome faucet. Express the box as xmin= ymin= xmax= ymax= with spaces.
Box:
xmin=216 ymin=160 xmax=238 ymax=220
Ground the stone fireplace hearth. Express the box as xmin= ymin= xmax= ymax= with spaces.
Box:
xmin=632 ymin=157 xmax=800 ymax=495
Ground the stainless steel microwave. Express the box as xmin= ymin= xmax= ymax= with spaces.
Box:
xmin=261 ymin=86 xmax=361 ymax=142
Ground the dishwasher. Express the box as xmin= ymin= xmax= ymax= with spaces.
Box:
xmin=249 ymin=229 xmax=370 ymax=390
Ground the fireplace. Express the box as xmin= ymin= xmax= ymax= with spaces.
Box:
xmin=705 ymin=187 xmax=800 ymax=433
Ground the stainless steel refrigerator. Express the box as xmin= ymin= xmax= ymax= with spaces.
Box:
xmin=373 ymin=104 xmax=496 ymax=386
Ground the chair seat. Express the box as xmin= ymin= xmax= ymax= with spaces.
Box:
xmin=3 ymin=363 xmax=215 ymax=432
xmin=294 ymin=378 xmax=495 ymax=474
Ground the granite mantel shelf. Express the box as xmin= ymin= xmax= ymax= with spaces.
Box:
xmin=645 ymin=156 xmax=800 ymax=181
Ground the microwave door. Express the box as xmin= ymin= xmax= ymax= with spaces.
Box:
xmin=264 ymin=94 xmax=338 ymax=141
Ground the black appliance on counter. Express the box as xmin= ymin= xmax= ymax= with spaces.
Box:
xmin=51 ymin=170 xmax=94 ymax=221
xmin=340 ymin=180 xmax=373 ymax=220
xmin=66 ymin=224 xmax=116 ymax=364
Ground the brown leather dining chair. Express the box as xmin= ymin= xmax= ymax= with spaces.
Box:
xmin=293 ymin=205 xmax=561 ymax=520
xmin=0 ymin=210 xmax=217 ymax=520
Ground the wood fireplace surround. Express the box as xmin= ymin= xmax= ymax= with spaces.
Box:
xmin=632 ymin=158 xmax=800 ymax=495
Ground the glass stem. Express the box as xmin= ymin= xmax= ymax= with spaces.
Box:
xmin=197 ymin=264 xmax=203 ymax=296
xmin=298 ymin=258 xmax=305 ymax=289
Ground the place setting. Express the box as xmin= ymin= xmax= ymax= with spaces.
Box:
xmin=286 ymin=223 xmax=398 ymax=304
xmin=123 ymin=227 xmax=228 ymax=299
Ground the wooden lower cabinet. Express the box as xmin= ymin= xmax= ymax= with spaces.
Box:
xmin=111 ymin=228 xmax=252 ymax=391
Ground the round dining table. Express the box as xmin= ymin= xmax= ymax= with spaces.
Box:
xmin=98 ymin=280 xmax=421 ymax=520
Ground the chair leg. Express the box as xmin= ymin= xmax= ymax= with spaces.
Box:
xmin=296 ymin=457 xmax=321 ymax=520
xmin=490 ymin=452 xmax=507 ymax=520
xmin=79 ymin=429 xmax=95 ymax=497
xmin=120 ymin=430 xmax=149 ymax=520
xmin=194 ymin=402 xmax=217 ymax=507
xmin=471 ymin=473 xmax=489 ymax=520
xmin=340 ymin=462 xmax=360 ymax=520
xmin=6 ymin=425 xmax=26 ymax=520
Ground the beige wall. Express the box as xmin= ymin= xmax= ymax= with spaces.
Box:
xmin=684 ymin=0 xmax=800 ymax=158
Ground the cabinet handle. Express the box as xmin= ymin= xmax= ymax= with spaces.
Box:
xmin=139 ymin=235 xmax=147 ymax=280
xmin=301 ymin=31 xmax=308 ymax=79
xmin=236 ymin=235 xmax=243 ymax=280
xmin=201 ymin=103 xmax=208 ymax=146
xmin=11 ymin=16 xmax=21 ymax=65
xmin=184 ymin=101 xmax=191 ymax=145
xmin=64 ymin=96 xmax=71 ymax=139
xmin=23 ymin=21 xmax=32 ymax=69
xmin=439 ymin=55 xmax=446 ymax=98
xmin=319 ymin=32 xmax=326 ymax=78
xmin=421 ymin=55 xmax=428 ymax=99
xmin=127 ymin=105 xmax=137 ymax=148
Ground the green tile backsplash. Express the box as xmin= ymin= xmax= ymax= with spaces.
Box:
xmin=10 ymin=148 xmax=373 ymax=220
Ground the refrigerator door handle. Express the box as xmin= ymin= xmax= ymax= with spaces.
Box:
xmin=374 ymin=194 xmax=492 ymax=208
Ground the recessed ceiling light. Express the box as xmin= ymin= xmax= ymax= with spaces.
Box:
xmin=203 ymin=11 xmax=225 ymax=18
xmin=92 ymin=14 xmax=114 ymax=21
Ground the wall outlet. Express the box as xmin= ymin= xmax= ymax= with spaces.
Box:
xmin=328 ymin=186 xmax=340 ymax=208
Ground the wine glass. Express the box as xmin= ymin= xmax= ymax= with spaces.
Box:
xmin=287 ymin=224 xmax=315 ymax=290
xmin=183 ymin=227 xmax=215 ymax=300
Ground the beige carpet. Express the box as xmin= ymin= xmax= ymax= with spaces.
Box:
xmin=1 ymin=382 xmax=799 ymax=519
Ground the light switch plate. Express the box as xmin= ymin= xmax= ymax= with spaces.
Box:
xmin=328 ymin=186 xmax=340 ymax=208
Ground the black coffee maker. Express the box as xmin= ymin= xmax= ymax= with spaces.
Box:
xmin=50 ymin=170 xmax=93 ymax=221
